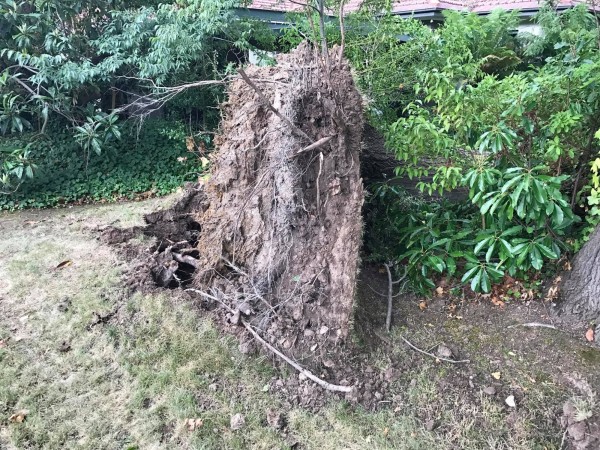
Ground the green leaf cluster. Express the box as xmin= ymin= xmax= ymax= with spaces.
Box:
xmin=0 ymin=120 xmax=202 ymax=210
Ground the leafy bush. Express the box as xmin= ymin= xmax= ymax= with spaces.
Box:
xmin=358 ymin=5 xmax=600 ymax=295
xmin=0 ymin=120 xmax=202 ymax=210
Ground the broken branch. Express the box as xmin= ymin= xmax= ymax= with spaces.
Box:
xmin=375 ymin=330 xmax=470 ymax=364
xmin=507 ymin=322 xmax=557 ymax=330
xmin=242 ymin=319 xmax=353 ymax=393
xmin=186 ymin=288 xmax=353 ymax=393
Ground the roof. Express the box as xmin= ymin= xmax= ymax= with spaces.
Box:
xmin=247 ymin=0 xmax=594 ymax=15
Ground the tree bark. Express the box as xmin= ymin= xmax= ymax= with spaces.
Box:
xmin=558 ymin=225 xmax=600 ymax=323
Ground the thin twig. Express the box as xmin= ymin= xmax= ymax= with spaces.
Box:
xmin=338 ymin=0 xmax=346 ymax=64
xmin=398 ymin=335 xmax=470 ymax=364
xmin=384 ymin=263 xmax=393 ymax=333
xmin=384 ymin=264 xmax=408 ymax=332
xmin=375 ymin=331 xmax=470 ymax=364
xmin=507 ymin=322 xmax=557 ymax=330
xmin=186 ymin=288 xmax=352 ymax=393
xmin=242 ymin=319 xmax=353 ymax=393
xmin=237 ymin=67 xmax=313 ymax=143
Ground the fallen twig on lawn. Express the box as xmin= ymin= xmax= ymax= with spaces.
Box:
xmin=375 ymin=330 xmax=470 ymax=364
xmin=242 ymin=319 xmax=353 ymax=393
xmin=507 ymin=322 xmax=557 ymax=330
xmin=186 ymin=288 xmax=353 ymax=393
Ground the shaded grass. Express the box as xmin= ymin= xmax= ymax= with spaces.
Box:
xmin=0 ymin=197 xmax=596 ymax=449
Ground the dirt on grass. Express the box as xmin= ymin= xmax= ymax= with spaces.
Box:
xmin=1 ymin=196 xmax=599 ymax=449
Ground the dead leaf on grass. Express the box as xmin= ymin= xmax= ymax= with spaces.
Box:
xmin=418 ymin=301 xmax=428 ymax=311
xmin=435 ymin=286 xmax=444 ymax=297
xmin=491 ymin=372 xmax=501 ymax=380
xmin=9 ymin=410 xmax=29 ymax=423
xmin=55 ymin=260 xmax=73 ymax=269
xmin=585 ymin=328 xmax=595 ymax=342
xmin=185 ymin=418 xmax=203 ymax=431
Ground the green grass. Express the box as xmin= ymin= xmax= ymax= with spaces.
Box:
xmin=0 ymin=197 xmax=597 ymax=449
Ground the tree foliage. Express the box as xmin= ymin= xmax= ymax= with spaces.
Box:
xmin=0 ymin=0 xmax=271 ymax=193
xmin=359 ymin=5 xmax=600 ymax=293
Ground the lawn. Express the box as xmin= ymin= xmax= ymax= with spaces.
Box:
xmin=0 ymin=195 xmax=598 ymax=449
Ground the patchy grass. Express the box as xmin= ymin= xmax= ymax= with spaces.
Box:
xmin=0 ymin=197 xmax=598 ymax=449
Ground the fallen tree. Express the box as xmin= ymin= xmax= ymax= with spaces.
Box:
xmin=141 ymin=42 xmax=365 ymax=367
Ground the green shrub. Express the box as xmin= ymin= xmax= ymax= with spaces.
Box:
xmin=0 ymin=119 xmax=202 ymax=210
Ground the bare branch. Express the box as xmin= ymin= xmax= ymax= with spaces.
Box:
xmin=186 ymin=288 xmax=353 ymax=393
xmin=242 ymin=319 xmax=354 ymax=393
xmin=376 ymin=331 xmax=470 ymax=364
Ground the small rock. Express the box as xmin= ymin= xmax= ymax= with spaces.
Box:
xmin=230 ymin=413 xmax=245 ymax=431
xmin=505 ymin=395 xmax=516 ymax=408
xmin=483 ymin=386 xmax=496 ymax=396
xmin=323 ymin=359 xmax=335 ymax=368
xmin=437 ymin=344 xmax=453 ymax=359
xmin=425 ymin=419 xmax=436 ymax=431
xmin=303 ymin=329 xmax=315 ymax=337
xmin=374 ymin=391 xmax=383 ymax=400
xmin=208 ymin=383 xmax=218 ymax=392
xmin=568 ymin=422 xmax=587 ymax=441
xmin=8 ymin=410 xmax=29 ymax=423
xmin=319 ymin=325 xmax=329 ymax=335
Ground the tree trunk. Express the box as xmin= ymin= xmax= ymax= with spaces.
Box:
xmin=558 ymin=225 xmax=600 ymax=323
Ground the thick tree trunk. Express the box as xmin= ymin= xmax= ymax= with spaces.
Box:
xmin=558 ymin=225 xmax=600 ymax=323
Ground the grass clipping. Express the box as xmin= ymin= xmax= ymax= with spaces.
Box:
xmin=144 ymin=43 xmax=364 ymax=364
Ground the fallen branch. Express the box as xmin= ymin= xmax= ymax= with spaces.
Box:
xmin=507 ymin=322 xmax=557 ymax=330
xmin=384 ymin=263 xmax=393 ymax=333
xmin=237 ymin=67 xmax=313 ymax=144
xmin=375 ymin=330 xmax=470 ymax=364
xmin=186 ymin=288 xmax=353 ymax=393
xmin=242 ymin=319 xmax=353 ymax=393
